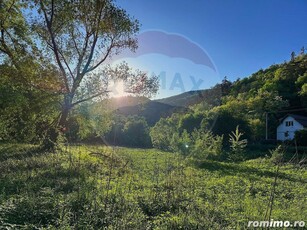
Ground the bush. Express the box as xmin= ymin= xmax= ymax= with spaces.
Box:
xmin=190 ymin=129 xmax=223 ymax=160
xmin=150 ymin=118 xmax=177 ymax=151
xmin=169 ymin=128 xmax=224 ymax=160
xmin=122 ymin=116 xmax=152 ymax=147
xmin=295 ymin=129 xmax=307 ymax=146
xmin=105 ymin=115 xmax=152 ymax=148
xmin=170 ymin=130 xmax=191 ymax=156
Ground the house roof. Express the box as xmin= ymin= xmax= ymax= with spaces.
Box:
xmin=281 ymin=114 xmax=307 ymax=127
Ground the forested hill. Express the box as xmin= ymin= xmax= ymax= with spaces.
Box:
xmin=105 ymin=79 xmax=225 ymax=126
xmin=112 ymin=84 xmax=225 ymax=126
xmin=113 ymin=53 xmax=306 ymax=128
xmin=116 ymin=101 xmax=188 ymax=126
xmin=79 ymin=53 xmax=307 ymax=147
xmin=104 ymin=96 xmax=150 ymax=109
xmin=227 ymin=54 xmax=307 ymax=110
xmin=148 ymin=53 xmax=307 ymax=149
xmin=154 ymin=84 xmax=224 ymax=108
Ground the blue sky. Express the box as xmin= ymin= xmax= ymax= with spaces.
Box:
xmin=116 ymin=0 xmax=307 ymax=98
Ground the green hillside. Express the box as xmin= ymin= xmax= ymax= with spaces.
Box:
xmin=105 ymin=85 xmax=223 ymax=127
xmin=228 ymin=54 xmax=307 ymax=110
xmin=155 ymin=84 xmax=223 ymax=108
xmin=116 ymin=101 xmax=188 ymax=126
xmin=148 ymin=54 xmax=307 ymax=151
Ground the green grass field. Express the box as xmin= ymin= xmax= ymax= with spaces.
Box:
xmin=0 ymin=144 xmax=306 ymax=229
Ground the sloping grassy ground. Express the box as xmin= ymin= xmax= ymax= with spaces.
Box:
xmin=0 ymin=144 xmax=306 ymax=229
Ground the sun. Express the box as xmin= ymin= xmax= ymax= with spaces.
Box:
xmin=111 ymin=80 xmax=127 ymax=97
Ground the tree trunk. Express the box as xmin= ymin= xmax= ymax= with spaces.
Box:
xmin=58 ymin=105 xmax=70 ymax=129
xmin=42 ymin=94 xmax=73 ymax=150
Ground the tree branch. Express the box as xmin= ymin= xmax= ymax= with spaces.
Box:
xmin=0 ymin=29 xmax=18 ymax=66
xmin=72 ymin=90 xmax=109 ymax=107
xmin=71 ymin=28 xmax=81 ymax=57
xmin=71 ymin=3 xmax=110 ymax=94
xmin=75 ymin=30 xmax=91 ymax=80
xmin=0 ymin=46 xmax=6 ymax=53
xmin=80 ymin=33 xmax=98 ymax=75
xmin=39 ymin=0 xmax=70 ymax=92
xmin=2 ymin=0 xmax=17 ymax=23
xmin=57 ymin=48 xmax=75 ymax=81
xmin=79 ymin=3 xmax=105 ymax=76
xmin=71 ymin=32 xmax=98 ymax=94
xmin=86 ymin=40 xmax=114 ymax=73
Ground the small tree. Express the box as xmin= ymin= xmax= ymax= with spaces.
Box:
xmin=269 ymin=145 xmax=285 ymax=164
xmin=228 ymin=126 xmax=247 ymax=161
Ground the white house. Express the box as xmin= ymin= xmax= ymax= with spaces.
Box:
xmin=276 ymin=114 xmax=307 ymax=141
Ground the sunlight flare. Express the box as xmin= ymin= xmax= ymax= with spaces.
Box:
xmin=111 ymin=80 xmax=127 ymax=97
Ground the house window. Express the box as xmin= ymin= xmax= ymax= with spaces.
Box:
xmin=285 ymin=121 xmax=293 ymax=127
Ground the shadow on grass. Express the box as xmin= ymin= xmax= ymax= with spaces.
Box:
xmin=197 ymin=160 xmax=306 ymax=184
xmin=0 ymin=160 xmax=87 ymax=196
xmin=0 ymin=144 xmax=91 ymax=197
xmin=0 ymin=144 xmax=47 ymax=162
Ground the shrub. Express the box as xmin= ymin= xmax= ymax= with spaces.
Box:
xmin=228 ymin=126 xmax=247 ymax=161
xmin=170 ymin=130 xmax=191 ymax=156
xmin=190 ymin=129 xmax=223 ymax=160
xmin=169 ymin=128 xmax=224 ymax=160
xmin=294 ymin=129 xmax=307 ymax=146
xmin=122 ymin=116 xmax=152 ymax=147
xmin=150 ymin=118 xmax=177 ymax=151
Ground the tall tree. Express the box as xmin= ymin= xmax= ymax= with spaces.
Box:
xmin=1 ymin=0 xmax=158 ymax=147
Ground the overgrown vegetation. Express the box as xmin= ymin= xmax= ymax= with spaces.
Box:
xmin=0 ymin=144 xmax=306 ymax=229
xmin=0 ymin=0 xmax=307 ymax=228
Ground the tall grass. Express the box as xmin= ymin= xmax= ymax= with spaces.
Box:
xmin=0 ymin=143 xmax=306 ymax=229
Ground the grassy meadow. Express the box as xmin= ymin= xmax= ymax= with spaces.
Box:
xmin=0 ymin=143 xmax=306 ymax=229
xmin=1 ymin=1 xmax=307 ymax=229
